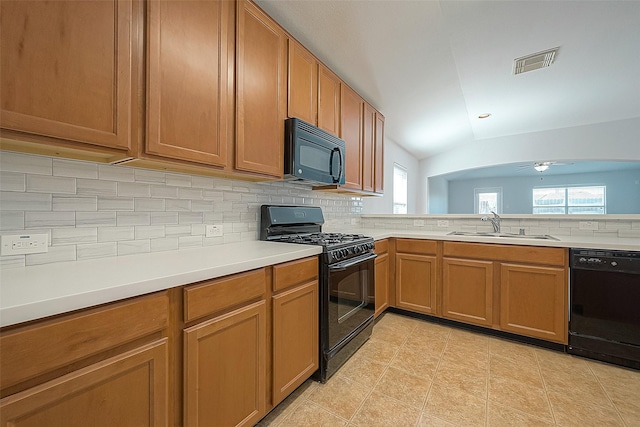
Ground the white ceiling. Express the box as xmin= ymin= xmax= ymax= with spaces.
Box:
xmin=255 ymin=0 xmax=640 ymax=161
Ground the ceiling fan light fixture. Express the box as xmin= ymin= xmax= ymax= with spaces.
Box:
xmin=534 ymin=162 xmax=550 ymax=172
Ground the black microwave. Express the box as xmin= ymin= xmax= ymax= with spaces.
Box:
xmin=284 ymin=118 xmax=346 ymax=185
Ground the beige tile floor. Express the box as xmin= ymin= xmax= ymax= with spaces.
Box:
xmin=257 ymin=312 xmax=640 ymax=427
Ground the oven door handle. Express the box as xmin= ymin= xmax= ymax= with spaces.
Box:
xmin=328 ymin=252 xmax=377 ymax=271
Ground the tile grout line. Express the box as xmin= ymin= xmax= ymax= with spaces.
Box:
xmin=532 ymin=349 xmax=559 ymax=426
xmin=586 ymin=363 xmax=630 ymax=427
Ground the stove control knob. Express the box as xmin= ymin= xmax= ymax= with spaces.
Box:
xmin=354 ymin=245 xmax=362 ymax=254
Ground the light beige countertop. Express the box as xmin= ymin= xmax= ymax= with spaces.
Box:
xmin=0 ymin=241 xmax=321 ymax=328
xmin=2 ymin=229 xmax=637 ymax=328
xmin=359 ymin=228 xmax=640 ymax=251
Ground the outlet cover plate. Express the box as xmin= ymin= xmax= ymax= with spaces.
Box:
xmin=437 ymin=220 xmax=449 ymax=228
xmin=579 ymin=221 xmax=599 ymax=231
xmin=413 ymin=219 xmax=425 ymax=227
xmin=1 ymin=233 xmax=49 ymax=255
xmin=205 ymin=224 xmax=223 ymax=238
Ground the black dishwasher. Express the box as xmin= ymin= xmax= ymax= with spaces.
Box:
xmin=568 ymin=248 xmax=640 ymax=370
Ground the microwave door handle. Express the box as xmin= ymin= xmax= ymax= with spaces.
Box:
xmin=329 ymin=148 xmax=342 ymax=184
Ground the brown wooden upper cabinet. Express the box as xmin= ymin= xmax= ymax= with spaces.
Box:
xmin=363 ymin=103 xmax=376 ymax=192
xmin=0 ymin=0 xmax=139 ymax=160
xmin=287 ymin=40 xmax=341 ymax=137
xmin=236 ymin=0 xmax=287 ymax=178
xmin=340 ymin=85 xmax=364 ymax=190
xmin=145 ymin=0 xmax=233 ymax=167
xmin=287 ymin=40 xmax=318 ymax=126
xmin=374 ymin=112 xmax=385 ymax=193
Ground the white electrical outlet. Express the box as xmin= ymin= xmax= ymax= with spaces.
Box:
xmin=437 ymin=220 xmax=449 ymax=228
xmin=579 ymin=221 xmax=599 ymax=231
xmin=1 ymin=233 xmax=49 ymax=256
xmin=205 ymin=224 xmax=224 ymax=237
xmin=413 ymin=219 xmax=425 ymax=227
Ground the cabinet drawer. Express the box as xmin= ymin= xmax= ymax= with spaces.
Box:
xmin=0 ymin=292 xmax=168 ymax=392
xmin=443 ymin=242 xmax=566 ymax=266
xmin=374 ymin=239 xmax=388 ymax=254
xmin=184 ymin=268 xmax=266 ymax=322
xmin=395 ymin=238 xmax=437 ymax=255
xmin=273 ymin=257 xmax=318 ymax=293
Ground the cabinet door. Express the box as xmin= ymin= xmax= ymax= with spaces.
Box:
xmin=272 ymin=281 xmax=318 ymax=405
xmin=395 ymin=253 xmax=437 ymax=314
xmin=318 ymin=65 xmax=341 ymax=136
xmin=287 ymin=40 xmax=317 ymax=124
xmin=340 ymin=84 xmax=364 ymax=190
xmin=374 ymin=252 xmax=389 ymax=318
xmin=184 ymin=300 xmax=266 ymax=427
xmin=362 ymin=103 xmax=376 ymax=192
xmin=442 ymin=258 xmax=494 ymax=327
xmin=374 ymin=112 xmax=385 ymax=194
xmin=500 ymin=263 xmax=567 ymax=343
xmin=0 ymin=339 xmax=168 ymax=427
xmin=146 ymin=0 xmax=231 ymax=166
xmin=1 ymin=0 xmax=135 ymax=151
xmin=236 ymin=0 xmax=286 ymax=177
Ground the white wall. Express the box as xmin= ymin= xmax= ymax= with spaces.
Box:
xmin=419 ymin=117 xmax=640 ymax=213
xmin=362 ymin=137 xmax=419 ymax=214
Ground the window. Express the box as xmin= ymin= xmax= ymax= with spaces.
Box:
xmin=532 ymin=186 xmax=606 ymax=214
xmin=393 ymin=164 xmax=408 ymax=214
xmin=474 ymin=187 xmax=502 ymax=214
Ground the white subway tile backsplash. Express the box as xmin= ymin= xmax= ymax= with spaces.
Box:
xmin=117 ymin=212 xmax=151 ymax=226
xmin=51 ymin=228 xmax=98 ymax=245
xmin=77 ymin=242 xmax=118 ymax=260
xmin=118 ymin=240 xmax=150 ymax=256
xmin=76 ymin=212 xmax=117 ymax=227
xmin=26 ymin=175 xmax=76 ymax=194
xmin=0 ymin=171 xmax=26 ymax=191
xmin=26 ymin=245 xmax=76 ymax=266
xmin=191 ymin=176 xmax=214 ymax=189
xmin=98 ymin=197 xmax=134 ymax=211
xmin=0 ymin=211 xmax=24 ymax=231
xmin=178 ymin=188 xmax=203 ymax=200
xmin=117 ymin=182 xmax=151 ymax=198
xmin=134 ymin=169 xmax=166 ymax=184
xmin=98 ymin=226 xmax=135 ymax=242
xmin=134 ymin=198 xmax=165 ymax=212
xmin=166 ymin=225 xmax=192 ymax=237
xmin=76 ymin=179 xmax=117 ymax=196
xmin=166 ymin=173 xmax=192 ymax=187
xmin=53 ymin=196 xmax=98 ymax=212
xmin=178 ymin=235 xmax=202 ymax=248
xmin=150 ymin=237 xmax=179 ymax=252
xmin=135 ymin=225 xmax=165 ymax=239
xmin=25 ymin=212 xmax=75 ymax=228
xmin=190 ymin=201 xmax=214 ymax=212
xmin=52 ymin=159 xmax=98 ymax=179
xmin=98 ymin=164 xmax=134 ymax=182
xmin=150 ymin=212 xmax=179 ymax=225
xmin=166 ymin=199 xmax=191 ymax=211
xmin=1 ymin=191 xmax=52 ymax=211
xmin=1 ymin=152 xmax=52 ymax=175
xmin=178 ymin=212 xmax=203 ymax=224
xmin=150 ymin=184 xmax=178 ymax=199
xmin=1 ymin=152 xmax=362 ymax=268
xmin=1 ymin=254 xmax=26 ymax=268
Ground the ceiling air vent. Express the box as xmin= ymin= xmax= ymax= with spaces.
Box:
xmin=513 ymin=47 xmax=559 ymax=75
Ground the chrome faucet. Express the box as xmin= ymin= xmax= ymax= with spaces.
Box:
xmin=481 ymin=211 xmax=501 ymax=233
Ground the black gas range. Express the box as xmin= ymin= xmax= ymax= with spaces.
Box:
xmin=260 ymin=205 xmax=376 ymax=382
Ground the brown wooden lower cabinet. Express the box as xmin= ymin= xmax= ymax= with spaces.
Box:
xmin=0 ymin=339 xmax=168 ymax=427
xmin=272 ymin=281 xmax=318 ymax=405
xmin=395 ymin=253 xmax=437 ymax=315
xmin=442 ymin=257 xmax=494 ymax=327
xmin=184 ymin=300 xmax=267 ymax=427
xmin=500 ymin=263 xmax=567 ymax=343
xmin=374 ymin=252 xmax=389 ymax=318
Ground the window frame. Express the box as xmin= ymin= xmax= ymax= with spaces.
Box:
xmin=474 ymin=187 xmax=503 ymax=214
xmin=532 ymin=185 xmax=606 ymax=214
xmin=393 ymin=163 xmax=408 ymax=214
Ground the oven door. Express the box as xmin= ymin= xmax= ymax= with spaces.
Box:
xmin=325 ymin=252 xmax=376 ymax=350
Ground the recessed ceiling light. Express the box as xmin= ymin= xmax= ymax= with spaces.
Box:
xmin=478 ymin=113 xmax=492 ymax=119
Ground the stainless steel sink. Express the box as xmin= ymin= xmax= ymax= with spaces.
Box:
xmin=447 ymin=231 xmax=560 ymax=241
